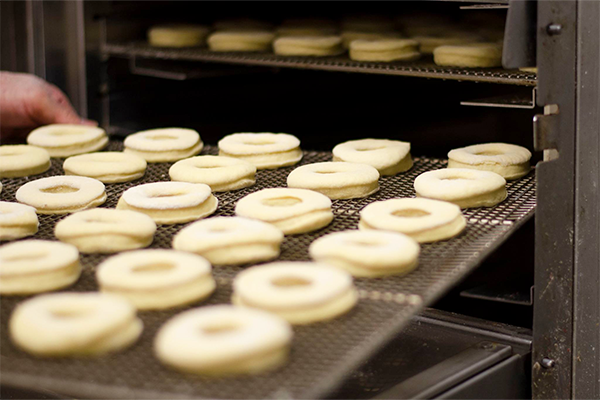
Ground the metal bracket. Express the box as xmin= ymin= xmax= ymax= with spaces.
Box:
xmin=461 ymin=87 xmax=537 ymax=109
xmin=533 ymin=106 xmax=559 ymax=151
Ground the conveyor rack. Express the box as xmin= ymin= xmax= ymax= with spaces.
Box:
xmin=103 ymin=42 xmax=538 ymax=86
xmin=0 ymin=142 xmax=536 ymax=399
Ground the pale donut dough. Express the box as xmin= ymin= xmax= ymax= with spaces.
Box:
xmin=332 ymin=138 xmax=412 ymax=176
xmin=0 ymin=202 xmax=39 ymax=241
xmin=273 ymin=36 xmax=344 ymax=56
xmin=232 ymin=262 xmax=358 ymax=324
xmin=10 ymin=292 xmax=142 ymax=356
xmin=208 ymin=30 xmax=275 ymax=51
xmin=218 ymin=132 xmax=302 ymax=169
xmin=447 ymin=143 xmax=532 ymax=180
xmin=349 ymin=39 xmax=420 ymax=62
xmin=341 ymin=31 xmax=400 ymax=49
xmin=63 ymin=152 xmax=147 ymax=183
xmin=359 ymin=198 xmax=466 ymax=243
xmin=309 ymin=230 xmax=420 ymax=277
xmin=414 ymin=168 xmax=507 ymax=208
xmin=235 ymin=188 xmax=333 ymax=235
xmin=0 ymin=240 xmax=81 ymax=295
xmin=172 ymin=216 xmax=283 ymax=265
xmin=54 ymin=209 xmax=156 ymax=254
xmin=96 ymin=249 xmax=215 ymax=310
xmin=155 ymin=305 xmax=292 ymax=376
xmin=27 ymin=125 xmax=108 ymax=157
xmin=433 ymin=43 xmax=503 ymax=68
xmin=287 ymin=162 xmax=380 ymax=200
xmin=169 ymin=155 xmax=256 ymax=192
xmin=123 ymin=128 xmax=203 ymax=162
xmin=16 ymin=176 xmax=106 ymax=214
xmin=412 ymin=35 xmax=477 ymax=54
xmin=116 ymin=181 xmax=217 ymax=224
xmin=148 ymin=24 xmax=209 ymax=47
xmin=0 ymin=145 xmax=50 ymax=178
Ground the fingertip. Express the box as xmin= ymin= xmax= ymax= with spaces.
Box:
xmin=80 ymin=119 xmax=99 ymax=127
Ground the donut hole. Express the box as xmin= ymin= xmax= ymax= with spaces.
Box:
xmin=347 ymin=239 xmax=381 ymax=247
xmin=209 ymin=226 xmax=233 ymax=233
xmin=271 ymin=276 xmax=312 ymax=287
xmin=440 ymin=176 xmax=475 ymax=181
xmin=242 ymin=138 xmax=277 ymax=146
xmin=315 ymin=170 xmax=339 ymax=175
xmin=148 ymin=191 xmax=187 ymax=198
xmin=262 ymin=196 xmax=303 ymax=207
xmin=3 ymin=250 xmax=47 ymax=262
xmin=50 ymin=306 xmax=93 ymax=319
xmin=83 ymin=217 xmax=113 ymax=224
xmin=0 ymin=150 xmax=23 ymax=156
xmin=355 ymin=146 xmax=386 ymax=152
xmin=474 ymin=150 xmax=505 ymax=156
xmin=48 ymin=129 xmax=86 ymax=136
xmin=40 ymin=185 xmax=80 ymax=194
xmin=202 ymin=322 xmax=241 ymax=335
xmin=392 ymin=209 xmax=431 ymax=218
xmin=132 ymin=262 xmax=176 ymax=273
xmin=147 ymin=134 xmax=178 ymax=141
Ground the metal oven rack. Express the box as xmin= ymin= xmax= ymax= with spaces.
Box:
xmin=103 ymin=42 xmax=537 ymax=86
xmin=0 ymin=142 xmax=536 ymax=399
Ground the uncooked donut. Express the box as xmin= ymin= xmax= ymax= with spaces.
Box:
xmin=349 ymin=39 xmax=420 ymax=62
xmin=235 ymin=188 xmax=333 ymax=235
xmin=414 ymin=168 xmax=507 ymax=208
xmin=148 ymin=24 xmax=209 ymax=47
xmin=154 ymin=305 xmax=292 ymax=375
xmin=63 ymin=152 xmax=147 ymax=183
xmin=359 ymin=198 xmax=466 ymax=243
xmin=172 ymin=216 xmax=283 ymax=265
xmin=412 ymin=34 xmax=477 ymax=54
xmin=208 ymin=31 xmax=275 ymax=51
xmin=0 ymin=240 xmax=81 ymax=295
xmin=218 ymin=132 xmax=302 ymax=169
xmin=54 ymin=208 xmax=156 ymax=253
xmin=10 ymin=292 xmax=142 ymax=356
xmin=0 ymin=145 xmax=50 ymax=178
xmin=447 ymin=143 xmax=532 ymax=180
xmin=16 ymin=176 xmax=106 ymax=214
xmin=27 ymin=125 xmax=108 ymax=157
xmin=169 ymin=155 xmax=256 ymax=192
xmin=341 ymin=31 xmax=400 ymax=49
xmin=287 ymin=162 xmax=380 ymax=199
xmin=273 ymin=36 xmax=343 ymax=56
xmin=332 ymin=138 xmax=412 ymax=175
xmin=116 ymin=181 xmax=217 ymax=224
xmin=433 ymin=43 xmax=502 ymax=68
xmin=232 ymin=261 xmax=358 ymax=324
xmin=309 ymin=230 xmax=420 ymax=277
xmin=124 ymin=128 xmax=203 ymax=162
xmin=96 ymin=249 xmax=215 ymax=310
xmin=0 ymin=202 xmax=39 ymax=241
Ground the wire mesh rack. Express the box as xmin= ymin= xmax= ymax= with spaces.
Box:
xmin=103 ymin=42 xmax=538 ymax=86
xmin=0 ymin=142 xmax=536 ymax=399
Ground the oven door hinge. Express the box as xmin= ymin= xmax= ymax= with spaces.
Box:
xmin=533 ymin=105 xmax=559 ymax=153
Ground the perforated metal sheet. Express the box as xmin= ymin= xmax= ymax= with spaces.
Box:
xmin=104 ymin=42 xmax=538 ymax=86
xmin=0 ymin=142 xmax=535 ymax=399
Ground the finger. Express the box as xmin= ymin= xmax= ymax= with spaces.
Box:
xmin=32 ymin=91 xmax=83 ymax=125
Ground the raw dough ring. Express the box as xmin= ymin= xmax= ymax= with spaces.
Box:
xmin=123 ymin=128 xmax=204 ymax=162
xmin=96 ymin=249 xmax=215 ymax=310
xmin=447 ymin=143 xmax=532 ymax=180
xmin=116 ymin=182 xmax=218 ymax=224
xmin=173 ymin=216 xmax=284 ymax=265
xmin=208 ymin=31 xmax=275 ymax=51
xmin=0 ymin=202 xmax=39 ymax=241
xmin=54 ymin=209 xmax=157 ymax=254
xmin=169 ymin=155 xmax=256 ymax=192
xmin=332 ymin=139 xmax=412 ymax=175
xmin=154 ymin=305 xmax=292 ymax=376
xmin=0 ymin=145 xmax=50 ymax=178
xmin=287 ymin=162 xmax=380 ymax=199
xmin=341 ymin=31 xmax=400 ymax=49
xmin=273 ymin=36 xmax=344 ymax=56
xmin=9 ymin=292 xmax=142 ymax=356
xmin=16 ymin=176 xmax=106 ymax=215
xmin=349 ymin=39 xmax=420 ymax=62
xmin=235 ymin=188 xmax=333 ymax=235
xmin=63 ymin=152 xmax=147 ymax=183
xmin=433 ymin=43 xmax=502 ymax=68
xmin=0 ymin=240 xmax=81 ymax=295
xmin=218 ymin=132 xmax=302 ymax=169
xmin=148 ymin=24 xmax=209 ymax=47
xmin=232 ymin=261 xmax=358 ymax=324
xmin=359 ymin=198 xmax=466 ymax=243
xmin=27 ymin=125 xmax=108 ymax=157
xmin=414 ymin=168 xmax=507 ymax=208
xmin=309 ymin=230 xmax=420 ymax=277
xmin=413 ymin=35 xmax=476 ymax=54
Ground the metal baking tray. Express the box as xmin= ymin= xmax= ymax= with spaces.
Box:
xmin=0 ymin=142 xmax=536 ymax=399
xmin=103 ymin=42 xmax=537 ymax=86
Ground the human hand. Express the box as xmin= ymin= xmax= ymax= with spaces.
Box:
xmin=0 ymin=71 xmax=97 ymax=143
